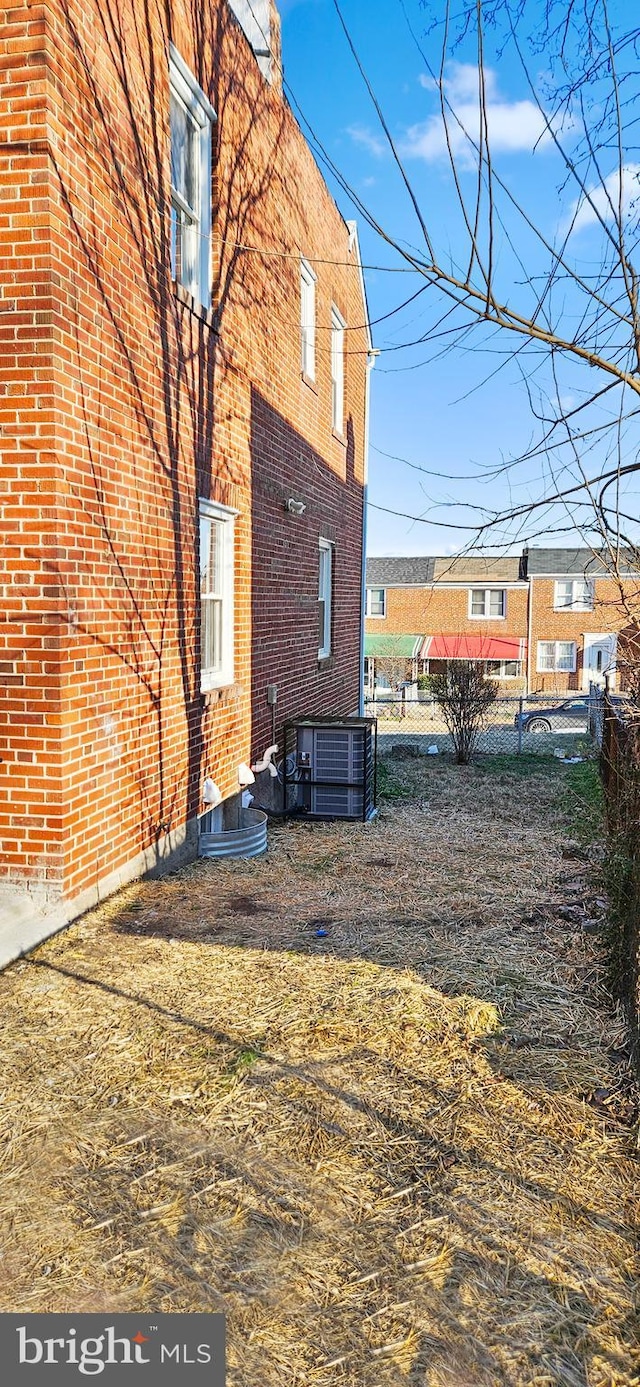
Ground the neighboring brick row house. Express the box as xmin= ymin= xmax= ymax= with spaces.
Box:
xmin=0 ymin=0 xmax=373 ymax=958
xmin=365 ymin=548 xmax=640 ymax=695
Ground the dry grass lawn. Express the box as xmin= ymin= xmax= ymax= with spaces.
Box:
xmin=0 ymin=755 xmax=638 ymax=1386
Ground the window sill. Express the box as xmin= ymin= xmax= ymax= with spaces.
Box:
xmin=173 ymin=280 xmax=216 ymax=329
xmin=553 ymin=607 xmax=594 ymax=614
xmin=469 ymin=615 xmax=506 ymax=621
xmin=201 ymin=680 xmax=240 ymax=706
xmin=301 ymin=371 xmax=318 ymax=394
xmin=331 ymin=427 xmax=346 ymax=446
xmin=318 ymin=654 xmax=334 ymax=670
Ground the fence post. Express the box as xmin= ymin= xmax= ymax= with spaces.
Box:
xmin=517 ymin=697 xmax=523 ymax=755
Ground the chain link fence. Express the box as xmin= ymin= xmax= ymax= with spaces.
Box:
xmin=365 ymin=689 xmax=603 ymax=758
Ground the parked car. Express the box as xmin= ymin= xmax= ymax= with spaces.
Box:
xmin=514 ymin=696 xmax=590 ymax=734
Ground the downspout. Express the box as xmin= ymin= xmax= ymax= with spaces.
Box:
xmin=360 ymin=348 xmax=378 ymax=714
xmin=526 ymin=576 xmax=533 ymax=695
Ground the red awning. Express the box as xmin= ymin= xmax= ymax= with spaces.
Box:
xmin=418 ymin=634 xmax=527 ymax=662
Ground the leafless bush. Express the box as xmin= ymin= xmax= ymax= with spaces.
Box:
xmin=430 ymin=661 xmax=498 ymax=764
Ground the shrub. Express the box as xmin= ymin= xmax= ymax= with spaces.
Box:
xmin=430 ymin=661 xmax=498 ymax=764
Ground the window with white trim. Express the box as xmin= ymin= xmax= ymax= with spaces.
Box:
xmin=300 ymin=259 xmax=316 ymax=380
xmin=365 ymin=586 xmax=386 ymax=617
xmin=537 ymin=640 xmax=576 ymax=673
xmin=331 ymin=305 xmax=345 ymax=434
xmin=199 ymin=499 xmax=236 ymax=690
xmin=554 ymin=579 xmax=594 ymax=611
xmin=485 ymin=659 xmax=521 ymax=679
xmin=318 ymin=539 xmax=333 ymax=658
xmin=469 ymin=588 xmax=506 ymax=619
xmin=169 ymin=47 xmax=215 ymax=308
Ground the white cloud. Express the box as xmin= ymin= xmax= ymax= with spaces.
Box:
xmin=346 ymin=124 xmax=387 ymax=159
xmin=568 ymin=163 xmax=640 ymax=234
xmin=405 ymin=62 xmax=567 ymax=168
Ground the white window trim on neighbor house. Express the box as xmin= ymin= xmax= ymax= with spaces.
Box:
xmin=169 ymin=46 xmax=215 ymax=309
xmin=331 ymin=304 xmax=346 ymax=434
xmin=300 ymin=258 xmax=316 ymax=381
xmin=365 ymin=586 xmax=386 ymax=618
xmin=485 ymin=659 xmax=522 ymax=679
xmin=199 ymin=498 xmax=237 ymax=692
xmin=553 ymin=578 xmax=595 ymax=611
xmin=318 ymin=538 xmax=333 ymax=659
xmin=469 ymin=587 xmax=506 ymax=619
xmin=537 ymin=640 xmax=577 ymax=673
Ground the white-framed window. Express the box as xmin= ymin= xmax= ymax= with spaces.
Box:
xmin=331 ymin=305 xmax=345 ymax=434
xmin=199 ymin=498 xmax=237 ymax=690
xmin=469 ymin=588 xmax=506 ymax=619
xmin=318 ymin=538 xmax=333 ymax=658
xmin=537 ymin=640 xmax=577 ymax=673
xmin=300 ymin=258 xmax=316 ymax=380
xmin=169 ymin=46 xmax=215 ymax=308
xmin=554 ymin=579 xmax=594 ymax=611
xmin=365 ymin=586 xmax=386 ymax=618
xmin=485 ymin=659 xmax=521 ymax=679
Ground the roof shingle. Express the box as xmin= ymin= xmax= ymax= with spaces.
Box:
xmin=366 ymin=556 xmax=436 ymax=586
xmin=524 ymin=547 xmax=640 ymax=576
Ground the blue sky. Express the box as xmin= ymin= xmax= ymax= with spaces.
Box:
xmin=278 ymin=0 xmax=640 ymax=558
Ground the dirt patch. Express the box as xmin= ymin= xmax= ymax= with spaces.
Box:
xmin=0 ymin=757 xmax=637 ymax=1386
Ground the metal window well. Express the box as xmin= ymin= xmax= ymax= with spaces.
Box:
xmin=198 ymin=807 xmax=268 ymax=858
xmin=283 ymin=717 xmax=377 ymax=822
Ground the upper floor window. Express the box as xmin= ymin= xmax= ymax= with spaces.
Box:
xmin=331 ymin=305 xmax=345 ymax=434
xmin=537 ymin=640 xmax=576 ymax=673
xmin=366 ymin=587 xmax=386 ymax=618
xmin=169 ymin=47 xmax=215 ymax=308
xmin=199 ymin=498 xmax=236 ymax=690
xmin=554 ymin=579 xmax=594 ymax=611
xmin=318 ymin=539 xmax=333 ymax=658
xmin=300 ymin=259 xmax=316 ymax=381
xmin=469 ymin=588 xmax=506 ymax=619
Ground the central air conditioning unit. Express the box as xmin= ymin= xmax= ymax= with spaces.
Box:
xmin=283 ymin=717 xmax=377 ymax=822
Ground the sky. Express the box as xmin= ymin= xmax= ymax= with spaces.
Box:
xmin=278 ymin=0 xmax=640 ymax=558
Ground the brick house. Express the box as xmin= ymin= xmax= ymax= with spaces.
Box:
xmin=364 ymin=556 xmax=528 ymax=692
xmin=365 ymin=548 xmax=640 ymax=696
xmin=0 ymin=0 xmax=372 ymax=958
xmin=524 ymin=548 xmax=640 ymax=693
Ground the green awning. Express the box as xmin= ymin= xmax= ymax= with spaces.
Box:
xmin=364 ymin=634 xmax=422 ymax=658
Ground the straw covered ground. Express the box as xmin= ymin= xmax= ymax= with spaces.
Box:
xmin=0 ymin=755 xmax=638 ymax=1386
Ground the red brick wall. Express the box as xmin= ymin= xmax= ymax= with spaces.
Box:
xmin=0 ymin=0 xmax=367 ymax=916
xmin=365 ymin=584 xmax=528 ymax=641
xmin=529 ymin=577 xmax=636 ymax=693
xmin=0 ymin=0 xmax=64 ymax=892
